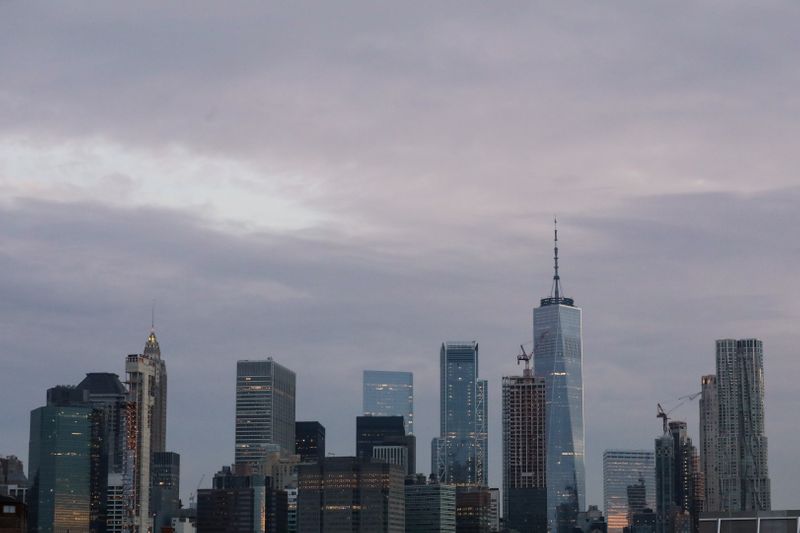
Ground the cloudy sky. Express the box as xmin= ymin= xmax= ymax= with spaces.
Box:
xmin=1 ymin=1 xmax=799 ymax=508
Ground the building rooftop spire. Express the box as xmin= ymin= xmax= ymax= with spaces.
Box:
xmin=540 ymin=217 xmax=574 ymax=307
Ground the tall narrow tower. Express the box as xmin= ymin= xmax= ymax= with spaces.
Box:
xmin=502 ymin=347 xmax=547 ymax=532
xmin=124 ymin=326 xmax=167 ymax=533
xmin=533 ymin=219 xmax=585 ymax=533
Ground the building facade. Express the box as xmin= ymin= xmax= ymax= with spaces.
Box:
xmin=297 ymin=457 xmax=405 ymax=532
xmin=151 ymin=451 xmax=180 ymax=531
xmin=433 ymin=341 xmax=487 ymax=486
xmin=502 ymin=359 xmax=547 ymax=533
xmin=533 ymin=223 xmax=585 ymax=531
xmin=405 ymin=478 xmax=456 ymax=533
xmin=455 ymin=486 xmax=491 ymax=533
xmin=235 ymin=359 xmax=297 ymax=466
xmin=602 ymin=450 xmax=655 ymax=533
xmin=357 ymin=415 xmax=415 ymax=475
xmin=655 ymin=422 xmax=702 ymax=533
xmin=363 ymin=370 xmax=415 ymax=435
xmin=699 ymin=340 xmax=770 ymax=513
xmin=295 ymin=421 xmax=325 ymax=463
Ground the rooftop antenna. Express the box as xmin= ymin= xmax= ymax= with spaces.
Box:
xmin=151 ymin=299 xmax=156 ymax=332
xmin=552 ymin=216 xmax=562 ymax=300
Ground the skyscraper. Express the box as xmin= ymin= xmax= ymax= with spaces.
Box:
xmin=699 ymin=340 xmax=770 ymax=512
xmin=125 ymin=328 xmax=167 ymax=533
xmin=502 ymin=350 xmax=547 ymax=533
xmin=363 ymin=370 xmax=414 ymax=435
xmin=655 ymin=422 xmax=702 ymax=533
xmin=235 ymin=359 xmax=297 ymax=466
xmin=151 ymin=452 xmax=180 ymax=532
xmin=28 ymin=392 xmax=94 ymax=533
xmin=405 ymin=476 xmax=456 ymax=533
xmin=602 ymin=450 xmax=655 ymax=533
xmin=433 ymin=341 xmax=487 ymax=486
xmin=357 ymin=415 xmax=416 ymax=476
xmin=533 ymin=220 xmax=585 ymax=532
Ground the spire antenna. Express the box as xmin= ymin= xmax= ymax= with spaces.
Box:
xmin=151 ymin=299 xmax=156 ymax=331
xmin=552 ymin=216 xmax=561 ymax=299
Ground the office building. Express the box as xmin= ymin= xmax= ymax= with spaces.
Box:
xmin=575 ymin=506 xmax=608 ymax=533
xmin=502 ymin=351 xmax=547 ymax=533
xmin=151 ymin=451 xmax=181 ymax=532
xmin=699 ymin=340 xmax=770 ymax=512
xmin=655 ymin=422 xmax=702 ymax=533
xmin=603 ymin=450 xmax=655 ymax=533
xmin=433 ymin=341 xmax=487 ymax=486
xmin=235 ymin=359 xmax=297 ymax=466
xmin=455 ymin=486 xmax=491 ymax=533
xmin=286 ymin=488 xmax=298 ymax=533
xmin=297 ymin=456 xmax=405 ymax=532
xmin=126 ymin=328 xmax=168 ymax=533
xmin=295 ymin=421 xmax=325 ymax=463
xmin=197 ymin=466 xmax=288 ymax=533
xmin=405 ymin=476 xmax=456 ymax=533
xmin=28 ymin=391 xmax=94 ymax=533
xmin=0 ymin=456 xmax=27 ymax=504
xmin=357 ymin=415 xmax=416 ymax=475
xmin=363 ymin=370 xmax=415 ymax=435
xmin=488 ymin=488 xmax=499 ymax=532
xmin=533 ymin=221 xmax=585 ymax=532
xmin=106 ymin=473 xmax=124 ymax=533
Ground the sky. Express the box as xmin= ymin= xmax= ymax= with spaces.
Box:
xmin=1 ymin=1 xmax=799 ymax=509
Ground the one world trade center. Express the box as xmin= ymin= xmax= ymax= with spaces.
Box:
xmin=534 ymin=220 xmax=585 ymax=532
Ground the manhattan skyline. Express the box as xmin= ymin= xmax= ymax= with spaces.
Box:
xmin=0 ymin=1 xmax=799 ymax=513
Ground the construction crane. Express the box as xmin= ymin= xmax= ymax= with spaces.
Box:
xmin=517 ymin=345 xmax=533 ymax=376
xmin=656 ymin=391 xmax=702 ymax=434
xmin=189 ymin=474 xmax=205 ymax=509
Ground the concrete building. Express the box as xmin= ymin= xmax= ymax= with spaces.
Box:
xmin=533 ymin=221 xmax=585 ymax=532
xmin=295 ymin=421 xmax=325 ymax=463
xmin=405 ymin=476 xmax=456 ymax=533
xmin=0 ymin=495 xmax=26 ymax=533
xmin=0 ymin=456 xmax=27 ymax=504
xmin=700 ymin=340 xmax=771 ymax=513
xmin=432 ymin=341 xmax=487 ymax=486
xmin=603 ymin=450 xmax=655 ymax=533
xmin=235 ymin=359 xmax=297 ymax=466
xmin=363 ymin=370 xmax=415 ymax=435
xmin=502 ymin=354 xmax=547 ymax=533
xmin=297 ymin=457 xmax=405 ymax=532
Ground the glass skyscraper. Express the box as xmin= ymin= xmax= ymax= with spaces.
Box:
xmin=433 ymin=341 xmax=487 ymax=486
xmin=363 ymin=370 xmax=414 ymax=435
xmin=235 ymin=358 xmax=297 ymax=466
xmin=533 ymin=221 xmax=585 ymax=532
xmin=602 ymin=450 xmax=655 ymax=533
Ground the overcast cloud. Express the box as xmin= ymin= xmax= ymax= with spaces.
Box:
xmin=0 ymin=1 xmax=798 ymax=508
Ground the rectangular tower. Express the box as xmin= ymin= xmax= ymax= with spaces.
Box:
xmin=363 ymin=370 xmax=414 ymax=435
xmin=602 ymin=450 xmax=655 ymax=533
xmin=356 ymin=415 xmax=416 ymax=475
xmin=404 ymin=477 xmax=456 ymax=533
xmin=698 ymin=375 xmax=719 ymax=512
xmin=434 ymin=341 xmax=486 ymax=486
xmin=235 ymin=358 xmax=297 ymax=466
xmin=502 ymin=359 xmax=547 ymax=533
xmin=295 ymin=421 xmax=326 ymax=463
xmin=713 ymin=339 xmax=771 ymax=511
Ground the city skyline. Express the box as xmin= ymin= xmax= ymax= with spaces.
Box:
xmin=1 ymin=1 xmax=800 ymax=515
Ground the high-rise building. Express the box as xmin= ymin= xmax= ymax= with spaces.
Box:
xmin=151 ymin=451 xmax=180 ymax=531
xmin=126 ymin=328 xmax=168 ymax=533
xmin=28 ymin=390 xmax=94 ymax=533
xmin=404 ymin=476 xmax=456 ymax=533
xmin=502 ymin=351 xmax=547 ymax=533
xmin=433 ymin=341 xmax=487 ymax=486
xmin=488 ymin=488 xmax=500 ymax=533
xmin=655 ymin=422 xmax=702 ymax=533
xmin=197 ymin=466 xmax=288 ymax=533
xmin=699 ymin=340 xmax=770 ymax=513
xmin=357 ymin=415 xmax=416 ymax=475
xmin=297 ymin=457 xmax=405 ymax=532
xmin=698 ymin=375 xmax=718 ymax=512
xmin=363 ymin=370 xmax=415 ymax=435
xmin=533 ymin=220 xmax=585 ymax=532
xmin=235 ymin=359 xmax=297 ymax=466
xmin=602 ymin=450 xmax=655 ymax=533
xmin=295 ymin=421 xmax=326 ymax=463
